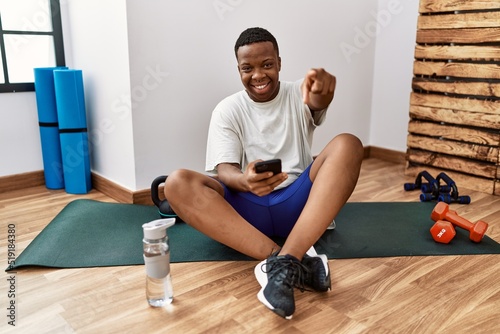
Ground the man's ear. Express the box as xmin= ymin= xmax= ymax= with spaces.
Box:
xmin=278 ymin=56 xmax=282 ymax=71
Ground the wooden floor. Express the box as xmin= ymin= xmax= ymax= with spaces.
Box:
xmin=1 ymin=158 xmax=499 ymax=334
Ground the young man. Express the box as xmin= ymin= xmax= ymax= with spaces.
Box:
xmin=164 ymin=27 xmax=363 ymax=319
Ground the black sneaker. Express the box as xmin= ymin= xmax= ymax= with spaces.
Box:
xmin=254 ymin=253 xmax=309 ymax=319
xmin=302 ymin=247 xmax=331 ymax=292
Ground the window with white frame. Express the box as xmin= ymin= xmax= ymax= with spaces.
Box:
xmin=0 ymin=0 xmax=65 ymax=92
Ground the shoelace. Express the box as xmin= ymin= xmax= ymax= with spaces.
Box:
xmin=261 ymin=256 xmax=312 ymax=292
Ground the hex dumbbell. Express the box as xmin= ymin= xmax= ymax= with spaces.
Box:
xmin=431 ymin=202 xmax=488 ymax=243
xmin=430 ymin=220 xmax=456 ymax=244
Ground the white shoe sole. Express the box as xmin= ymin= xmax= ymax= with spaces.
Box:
xmin=327 ymin=219 xmax=336 ymax=230
xmin=254 ymin=259 xmax=293 ymax=319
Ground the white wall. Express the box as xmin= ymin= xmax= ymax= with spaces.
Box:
xmin=63 ymin=0 xmax=136 ymax=189
xmin=0 ymin=0 xmax=420 ymax=191
xmin=0 ymin=92 xmax=40 ymax=175
xmin=370 ymin=0 xmax=419 ymax=151
xmin=126 ymin=0 xmax=378 ymax=189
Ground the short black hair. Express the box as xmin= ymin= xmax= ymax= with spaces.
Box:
xmin=234 ymin=27 xmax=279 ymax=58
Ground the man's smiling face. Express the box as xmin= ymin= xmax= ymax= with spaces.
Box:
xmin=236 ymin=41 xmax=281 ymax=103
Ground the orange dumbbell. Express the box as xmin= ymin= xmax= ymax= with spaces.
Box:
xmin=430 ymin=220 xmax=456 ymax=244
xmin=430 ymin=202 xmax=488 ymax=243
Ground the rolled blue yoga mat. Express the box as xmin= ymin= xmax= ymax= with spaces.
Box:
xmin=37 ymin=126 xmax=64 ymax=188
xmin=59 ymin=132 xmax=92 ymax=194
xmin=34 ymin=67 xmax=68 ymax=189
xmin=53 ymin=69 xmax=92 ymax=194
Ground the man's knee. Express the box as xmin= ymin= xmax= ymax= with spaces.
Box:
xmin=330 ymin=133 xmax=364 ymax=159
xmin=164 ymin=169 xmax=194 ymax=198
xmin=164 ymin=169 xmax=223 ymax=200
xmin=335 ymin=132 xmax=362 ymax=147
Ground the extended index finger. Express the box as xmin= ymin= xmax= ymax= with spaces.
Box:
xmin=302 ymin=69 xmax=318 ymax=103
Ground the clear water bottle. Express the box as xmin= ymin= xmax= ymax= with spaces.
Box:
xmin=142 ymin=218 xmax=175 ymax=307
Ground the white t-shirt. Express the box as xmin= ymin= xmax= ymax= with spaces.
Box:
xmin=205 ymin=79 xmax=327 ymax=188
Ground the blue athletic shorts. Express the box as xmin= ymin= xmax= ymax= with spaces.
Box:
xmin=218 ymin=164 xmax=313 ymax=238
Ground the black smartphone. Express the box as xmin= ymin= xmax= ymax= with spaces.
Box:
xmin=255 ymin=159 xmax=282 ymax=175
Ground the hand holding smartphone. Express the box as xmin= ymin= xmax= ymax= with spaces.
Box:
xmin=254 ymin=159 xmax=282 ymax=175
